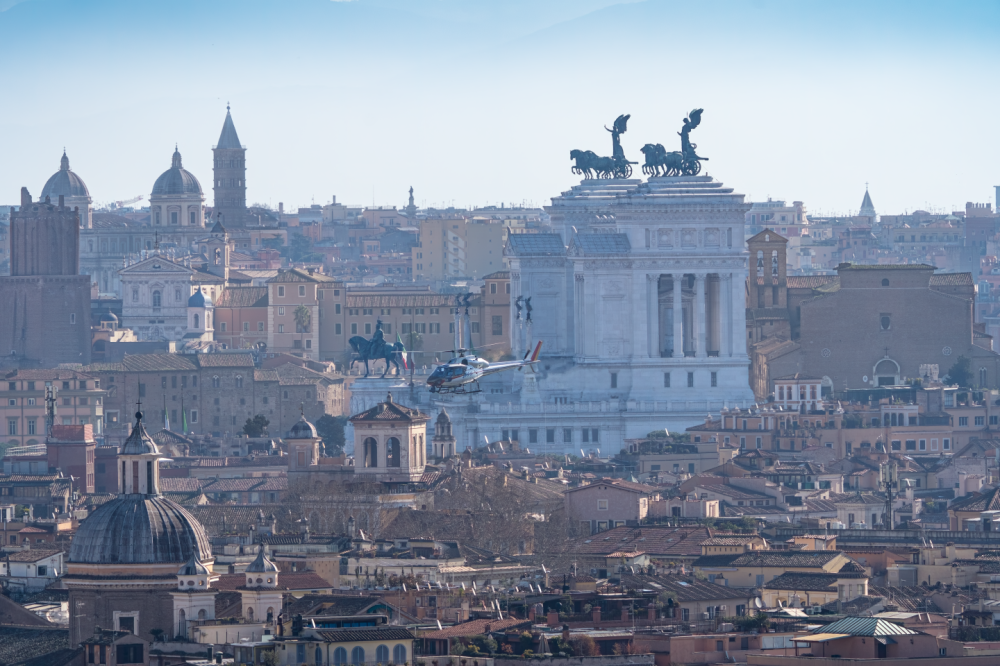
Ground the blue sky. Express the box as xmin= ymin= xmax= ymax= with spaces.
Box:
xmin=1 ymin=0 xmax=997 ymax=215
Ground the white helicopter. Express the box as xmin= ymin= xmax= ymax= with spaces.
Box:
xmin=426 ymin=293 xmax=542 ymax=394
xmin=427 ymin=341 xmax=542 ymax=394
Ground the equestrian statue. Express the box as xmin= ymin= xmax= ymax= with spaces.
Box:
xmin=570 ymin=114 xmax=637 ymax=179
xmin=349 ymin=319 xmax=406 ymax=378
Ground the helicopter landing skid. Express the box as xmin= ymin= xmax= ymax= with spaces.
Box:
xmin=431 ymin=382 xmax=482 ymax=395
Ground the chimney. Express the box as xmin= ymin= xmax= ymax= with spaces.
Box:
xmin=279 ymin=202 xmax=284 ymax=214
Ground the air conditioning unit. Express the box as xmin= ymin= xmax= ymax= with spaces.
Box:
xmin=813 ymin=605 xmax=822 ymax=614
xmin=701 ymin=612 xmax=711 ymax=620
xmin=719 ymin=622 xmax=734 ymax=632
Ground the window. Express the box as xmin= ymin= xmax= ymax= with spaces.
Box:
xmin=278 ymin=286 xmax=285 ymax=297
xmin=212 ymin=376 xmax=220 ymax=388
xmin=278 ymin=324 xmax=284 ymax=333
xmin=546 ymin=428 xmax=555 ymax=443
xmin=610 ymin=372 xmax=618 ymax=389
xmin=944 ymin=438 xmax=951 ymax=450
xmin=682 ymin=608 xmax=690 ymax=622
xmin=563 ymin=428 xmax=572 ymax=443
xmin=959 ymin=417 xmax=968 ymax=426
xmin=529 ymin=429 xmax=538 ymax=444
xmin=116 ymin=644 xmax=143 ymax=663
xmin=278 ymin=306 xmax=285 ymax=316
xmin=598 ymin=499 xmax=608 ymax=511
xmin=687 ymin=372 xmax=694 ymax=388
xmin=471 ymin=322 xmax=480 ymax=333
xmin=335 ymin=323 xmax=342 ymax=335
xmin=394 ymin=644 xmax=407 ymax=664
xmin=190 ymin=211 xmax=196 ymax=225
xmin=235 ymin=375 xmax=243 ymax=388
xmin=191 ymin=410 xmax=197 ymax=423
xmin=492 ymin=315 xmax=503 ymax=336
xmin=490 ymin=282 xmax=497 ymax=294
xmin=919 ymin=439 xmax=926 ymax=450
xmin=882 ymin=278 xmax=890 ymax=287
xmin=976 ymin=416 xmax=985 ymax=426
xmin=152 ymin=291 xmax=161 ymax=307
xmin=663 ymin=372 xmax=670 ymax=387
xmin=905 ymin=440 xmax=916 ymax=451
xmin=7 ymin=419 xmax=16 ymax=436
xmin=299 ymin=285 xmax=306 ymax=297
xmin=711 ymin=371 xmax=718 ymax=387
xmin=351 ymin=323 xmax=358 ymax=335
xmin=376 ymin=645 xmax=390 ymax=664
xmin=880 ymin=314 xmax=891 ymax=330
xmin=258 ymin=321 xmax=264 ymax=332
xmin=351 ymin=647 xmax=365 ymax=665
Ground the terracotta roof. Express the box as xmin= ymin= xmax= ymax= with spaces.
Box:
xmin=213 ymin=571 xmax=332 ymax=592
xmin=215 ymin=288 xmax=270 ymax=309
xmin=728 ymin=550 xmax=845 ymax=568
xmin=949 ymin=487 xmax=1000 ymax=512
xmin=312 ymin=627 xmax=415 ymax=642
xmin=929 ymin=273 xmax=973 ymax=286
xmin=619 ymin=573 xmax=757 ymax=601
xmin=5 ymin=549 xmax=63 ymax=562
xmin=565 ymin=525 xmax=711 ymax=558
xmin=419 ymin=617 xmax=530 ymax=638
xmin=268 ymin=268 xmax=335 ymax=283
xmin=119 ymin=354 xmax=198 ymax=372
xmin=197 ymin=353 xmax=255 ymax=368
xmin=787 ymin=275 xmax=838 ymax=289
xmin=566 ymin=478 xmax=657 ymax=495
xmin=350 ymin=395 xmax=428 ymax=423
xmin=160 ymin=477 xmax=203 ymax=493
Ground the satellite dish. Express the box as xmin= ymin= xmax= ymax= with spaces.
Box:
xmin=754 ymin=597 xmax=763 ymax=609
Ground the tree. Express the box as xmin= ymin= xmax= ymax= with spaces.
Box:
xmin=947 ymin=356 xmax=973 ymax=387
xmin=568 ymin=636 xmax=599 ymax=657
xmin=243 ymin=414 xmax=270 ymax=437
xmin=294 ymin=305 xmax=312 ymax=333
xmin=315 ymin=414 xmax=346 ymax=456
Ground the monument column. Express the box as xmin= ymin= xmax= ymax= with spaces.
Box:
xmin=575 ymin=274 xmax=585 ymax=357
xmin=722 ymin=273 xmax=733 ymax=357
xmin=647 ymin=274 xmax=659 ymax=357
xmin=695 ymin=274 xmax=706 ymax=358
xmin=731 ymin=270 xmax=746 ymax=356
xmin=672 ymin=274 xmax=683 ymax=358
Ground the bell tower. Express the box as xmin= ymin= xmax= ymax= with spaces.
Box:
xmin=432 ymin=408 xmax=456 ymax=459
xmin=212 ymin=105 xmax=247 ymax=227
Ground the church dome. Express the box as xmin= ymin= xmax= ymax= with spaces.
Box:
xmin=188 ymin=287 xmax=212 ymax=308
xmin=287 ymin=414 xmax=317 ymax=440
xmin=41 ymin=151 xmax=90 ymax=200
xmin=120 ymin=411 xmax=160 ymax=455
xmin=245 ymin=546 xmax=279 ymax=573
xmin=68 ymin=495 xmax=212 ymax=565
xmin=152 ymin=147 xmax=203 ymax=196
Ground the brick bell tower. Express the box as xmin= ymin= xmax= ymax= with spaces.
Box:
xmin=212 ymin=104 xmax=247 ymax=227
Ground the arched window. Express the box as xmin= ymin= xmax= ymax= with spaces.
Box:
xmin=317 ymin=646 xmax=324 ymax=665
xmin=212 ymin=376 xmax=220 ymax=388
xmin=351 ymin=646 xmax=365 ymax=665
xmin=193 ymin=314 xmax=200 ymax=329
xmin=178 ymin=608 xmax=186 ymax=637
xmin=266 ymin=607 xmax=274 ymax=622
xmin=387 ymin=437 xmax=401 ymax=467
xmin=247 ymin=607 xmax=254 ymax=621
xmin=334 ymin=648 xmax=348 ymax=665
xmin=376 ymin=645 xmax=389 ymax=664
xmin=235 ymin=375 xmax=244 ymax=388
xmin=197 ymin=609 xmax=206 ymax=620
xmin=152 ymin=291 xmax=162 ymax=307
xmin=881 ymin=278 xmax=889 ymax=287
xmin=364 ymin=437 xmax=378 ymax=468
xmin=393 ymin=644 xmax=407 ymax=664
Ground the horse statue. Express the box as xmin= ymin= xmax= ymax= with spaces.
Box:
xmin=569 ymin=114 xmax=635 ymax=179
xmin=640 ymin=143 xmax=684 ymax=177
xmin=570 ymin=149 xmax=598 ymax=179
xmin=348 ymin=320 xmax=406 ymax=377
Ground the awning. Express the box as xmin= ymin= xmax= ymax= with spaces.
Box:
xmin=875 ymin=636 xmax=897 ymax=645
xmin=792 ymin=633 xmax=850 ymax=643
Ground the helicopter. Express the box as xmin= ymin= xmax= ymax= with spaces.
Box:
xmin=427 ymin=341 xmax=542 ymax=394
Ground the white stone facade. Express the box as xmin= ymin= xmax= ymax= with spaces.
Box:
xmin=348 ymin=176 xmax=756 ymax=456
xmin=119 ymin=256 xmax=197 ymax=341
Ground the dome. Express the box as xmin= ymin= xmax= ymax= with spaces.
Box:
xmin=188 ymin=287 xmax=212 ymax=308
xmin=436 ymin=408 xmax=451 ymax=423
xmin=68 ymin=495 xmax=212 ymax=565
xmin=178 ymin=552 xmax=210 ymax=576
xmin=41 ymin=151 xmax=90 ymax=200
xmin=286 ymin=414 xmax=317 ymax=440
xmin=120 ymin=412 xmax=160 ymax=455
xmin=99 ymin=311 xmax=118 ymax=324
xmin=152 ymin=148 xmax=203 ymax=196
xmin=245 ymin=546 xmax=278 ymax=573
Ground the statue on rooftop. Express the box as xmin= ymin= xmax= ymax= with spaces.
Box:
xmin=641 ymin=108 xmax=709 ymax=177
xmin=349 ymin=319 xmax=405 ymax=378
xmin=570 ymin=114 xmax=636 ymax=179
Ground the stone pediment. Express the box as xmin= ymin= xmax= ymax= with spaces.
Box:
xmin=119 ymin=256 xmax=193 ymax=275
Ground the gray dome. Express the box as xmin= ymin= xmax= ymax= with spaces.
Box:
xmin=68 ymin=495 xmax=212 ymax=565
xmin=245 ymin=546 xmax=278 ymax=573
xmin=152 ymin=148 xmax=203 ymax=196
xmin=178 ymin=552 xmax=210 ymax=576
xmin=99 ymin=311 xmax=118 ymax=323
xmin=120 ymin=413 xmax=160 ymax=455
xmin=41 ymin=151 xmax=90 ymax=200
xmin=287 ymin=414 xmax=317 ymax=440
xmin=188 ymin=287 xmax=211 ymax=308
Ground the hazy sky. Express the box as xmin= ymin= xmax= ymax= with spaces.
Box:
xmin=1 ymin=0 xmax=997 ymax=216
